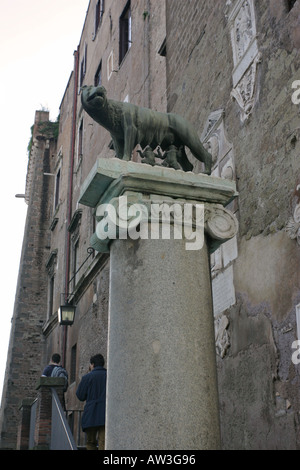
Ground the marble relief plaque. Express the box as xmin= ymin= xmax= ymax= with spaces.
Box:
xmin=212 ymin=265 xmax=236 ymax=317
xmin=226 ymin=0 xmax=261 ymax=121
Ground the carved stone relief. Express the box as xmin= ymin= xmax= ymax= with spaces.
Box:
xmin=201 ymin=109 xmax=238 ymax=278
xmin=286 ymin=193 xmax=300 ymax=246
xmin=212 ymin=265 xmax=236 ymax=317
xmin=201 ymin=109 xmax=238 ymax=357
xmin=215 ymin=314 xmax=231 ymax=358
xmin=226 ymin=0 xmax=261 ymax=121
xmin=231 ymin=55 xmax=262 ymax=121
xmin=201 ymin=109 xmax=234 ymax=178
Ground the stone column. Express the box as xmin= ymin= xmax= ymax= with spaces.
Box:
xmin=79 ymin=158 xmax=238 ymax=450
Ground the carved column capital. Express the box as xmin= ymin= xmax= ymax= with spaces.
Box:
xmin=90 ymin=193 xmax=238 ymax=253
xmin=80 ymin=159 xmax=239 ymax=253
xmin=205 ymin=203 xmax=239 ymax=246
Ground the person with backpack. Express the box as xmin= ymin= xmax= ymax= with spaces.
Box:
xmin=41 ymin=353 xmax=69 ymax=391
xmin=76 ymin=354 xmax=107 ymax=450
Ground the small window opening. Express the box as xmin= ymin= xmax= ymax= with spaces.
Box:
xmin=94 ymin=61 xmax=102 ymax=87
xmin=158 ymin=37 xmax=166 ymax=57
xmin=70 ymin=344 xmax=77 ymax=384
xmin=78 ymin=120 xmax=83 ymax=158
xmin=119 ymin=1 xmax=131 ymax=65
xmin=287 ymin=0 xmax=297 ymax=11
xmin=80 ymin=43 xmax=87 ymax=87
xmin=54 ymin=169 xmax=60 ymax=209
xmin=72 ymin=240 xmax=80 ymax=289
xmin=95 ymin=0 xmax=105 ymax=33
xmin=48 ymin=274 xmax=55 ymax=319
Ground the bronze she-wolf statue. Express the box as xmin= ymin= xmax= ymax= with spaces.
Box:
xmin=81 ymin=85 xmax=212 ymax=174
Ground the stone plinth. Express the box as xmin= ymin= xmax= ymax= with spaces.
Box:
xmin=79 ymin=158 xmax=238 ymax=450
xmin=79 ymin=158 xmax=238 ymax=208
xmin=33 ymin=377 xmax=66 ymax=450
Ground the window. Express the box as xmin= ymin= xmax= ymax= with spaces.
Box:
xmin=72 ymin=239 xmax=80 ymax=289
xmin=46 ymin=250 xmax=57 ymax=319
xmin=48 ymin=274 xmax=55 ymax=319
xmin=80 ymin=43 xmax=88 ymax=87
xmin=68 ymin=210 xmax=82 ymax=288
xmin=95 ymin=0 xmax=105 ymax=34
xmin=94 ymin=61 xmax=102 ymax=87
xmin=119 ymin=1 xmax=131 ymax=65
xmin=70 ymin=344 xmax=77 ymax=384
xmin=54 ymin=168 xmax=60 ymax=210
xmin=158 ymin=37 xmax=166 ymax=57
xmin=78 ymin=120 xmax=83 ymax=159
xmin=287 ymin=0 xmax=297 ymax=11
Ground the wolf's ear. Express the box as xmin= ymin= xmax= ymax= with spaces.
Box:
xmin=99 ymin=86 xmax=107 ymax=95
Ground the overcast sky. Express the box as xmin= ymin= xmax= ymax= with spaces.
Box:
xmin=0 ymin=0 xmax=90 ymax=403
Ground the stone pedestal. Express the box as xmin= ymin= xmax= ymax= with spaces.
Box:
xmin=79 ymin=158 xmax=238 ymax=450
xmin=33 ymin=377 xmax=66 ymax=450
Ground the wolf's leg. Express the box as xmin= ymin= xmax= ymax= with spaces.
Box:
xmin=187 ymin=134 xmax=212 ymax=175
xmin=112 ymin=138 xmax=124 ymax=160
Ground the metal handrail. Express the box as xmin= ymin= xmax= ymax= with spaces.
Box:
xmin=51 ymin=388 xmax=77 ymax=450
xmin=65 ymin=409 xmax=85 ymax=448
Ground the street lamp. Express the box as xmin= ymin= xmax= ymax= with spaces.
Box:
xmin=58 ymin=303 xmax=76 ymax=326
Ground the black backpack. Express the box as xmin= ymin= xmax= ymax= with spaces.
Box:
xmin=51 ymin=366 xmax=69 ymax=391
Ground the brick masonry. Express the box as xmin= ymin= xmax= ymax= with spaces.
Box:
xmin=0 ymin=111 xmax=56 ymax=449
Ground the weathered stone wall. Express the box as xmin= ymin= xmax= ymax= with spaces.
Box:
xmin=165 ymin=0 xmax=300 ymax=449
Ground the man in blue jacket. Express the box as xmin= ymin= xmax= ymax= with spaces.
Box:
xmin=76 ymin=354 xmax=107 ymax=450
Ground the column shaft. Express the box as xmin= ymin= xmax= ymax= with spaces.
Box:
xmin=106 ymin=233 xmax=220 ymax=450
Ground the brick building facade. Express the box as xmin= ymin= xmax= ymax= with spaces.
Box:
xmin=1 ymin=0 xmax=300 ymax=449
xmin=0 ymin=111 xmax=57 ymax=448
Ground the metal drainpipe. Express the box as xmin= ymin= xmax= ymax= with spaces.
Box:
xmin=62 ymin=47 xmax=79 ymax=368
xmin=144 ymin=0 xmax=151 ymax=109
